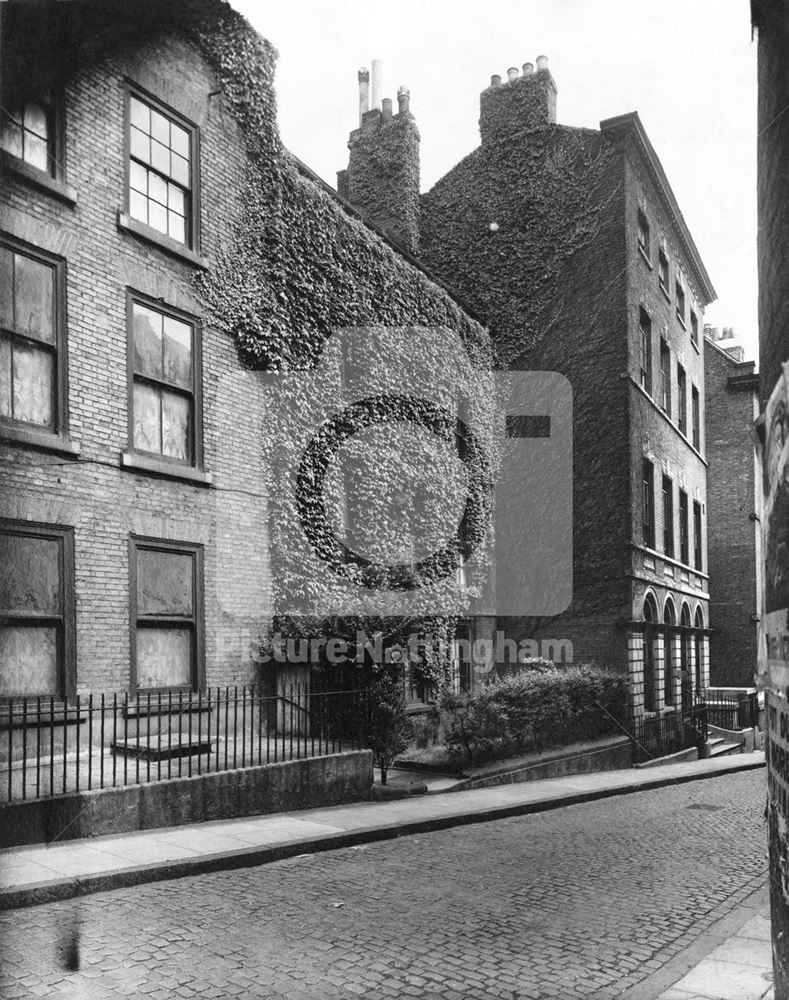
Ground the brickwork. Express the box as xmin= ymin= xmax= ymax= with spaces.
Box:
xmin=0 ymin=5 xmax=484 ymax=697
xmin=704 ymin=337 xmax=760 ymax=686
xmin=417 ymin=73 xmax=714 ymax=681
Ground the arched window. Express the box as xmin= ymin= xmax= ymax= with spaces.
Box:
xmin=680 ymin=604 xmax=692 ymax=708
xmin=694 ymin=607 xmax=704 ymax=693
xmin=643 ymin=594 xmax=658 ymax=712
xmin=663 ymin=599 xmax=676 ymax=706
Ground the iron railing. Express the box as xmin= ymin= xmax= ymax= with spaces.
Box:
xmin=0 ymin=685 xmax=367 ymax=803
xmin=629 ymin=702 xmax=708 ymax=765
xmin=702 ymin=689 xmax=759 ymax=730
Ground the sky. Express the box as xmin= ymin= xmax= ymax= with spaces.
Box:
xmin=233 ymin=0 xmax=758 ymax=362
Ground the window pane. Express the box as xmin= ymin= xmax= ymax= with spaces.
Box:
xmin=24 ymin=103 xmax=48 ymax=139
xmin=130 ymin=126 xmax=150 ymax=165
xmin=168 ymin=212 xmax=185 ymax=244
xmin=161 ymin=390 xmax=190 ymax=461
xmin=0 ymin=248 xmax=12 ymax=328
xmin=0 ymin=532 xmax=60 ymax=614
xmin=171 ymin=123 xmax=189 ymax=158
xmin=0 ymin=119 xmax=23 ymax=159
xmin=150 ymin=109 xmax=170 ymax=145
xmin=129 ymin=188 xmax=148 ymax=224
xmin=0 ymin=337 xmax=11 ymax=417
xmin=132 ymin=303 xmax=163 ymax=377
xmin=170 ymin=153 xmax=189 ymax=187
xmin=133 ymin=380 xmax=161 ymax=453
xmin=0 ymin=626 xmax=58 ymax=697
xmin=136 ymin=628 xmax=191 ymax=688
xmin=130 ymin=96 xmax=150 ymax=133
xmin=150 ymin=139 xmax=170 ymax=175
xmin=129 ymin=160 xmax=148 ymax=194
xmin=163 ymin=317 xmax=192 ymax=387
xmin=148 ymin=199 xmax=167 ymax=234
xmin=13 ymin=341 xmax=53 ymax=427
xmin=137 ymin=549 xmax=193 ymax=616
xmin=14 ymin=253 xmax=54 ymax=343
xmin=167 ymin=184 xmax=185 ymax=214
xmin=149 ymin=172 xmax=167 ymax=206
xmin=26 ymin=132 xmax=48 ymax=172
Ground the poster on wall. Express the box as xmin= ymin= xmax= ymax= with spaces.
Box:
xmin=761 ymin=360 xmax=789 ymax=694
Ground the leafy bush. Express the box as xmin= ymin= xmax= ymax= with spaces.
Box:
xmin=359 ymin=675 xmax=413 ymax=785
xmin=437 ymin=664 xmax=629 ymax=766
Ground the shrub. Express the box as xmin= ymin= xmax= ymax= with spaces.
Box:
xmin=359 ymin=675 xmax=413 ymax=785
xmin=437 ymin=664 xmax=629 ymax=765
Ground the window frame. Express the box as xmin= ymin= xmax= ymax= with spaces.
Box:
xmin=129 ymin=535 xmax=205 ymax=693
xmin=637 ymin=208 xmax=651 ymax=261
xmin=675 ymin=281 xmax=686 ymax=326
xmin=677 ymin=363 xmax=687 ymax=435
xmin=639 ymin=307 xmax=653 ymax=396
xmin=0 ymin=90 xmax=64 ymax=182
xmin=658 ymin=250 xmax=670 ymax=296
xmin=0 ymin=233 xmax=70 ymax=444
xmin=662 ymin=474 xmax=674 ymax=558
xmin=679 ymin=489 xmax=689 ymax=565
xmin=691 ymin=385 xmax=700 ymax=451
xmin=659 ymin=339 xmax=671 ymax=416
xmin=690 ymin=310 xmax=699 ymax=348
xmin=0 ymin=518 xmax=76 ymax=701
xmin=642 ymin=459 xmax=655 ymax=550
xmin=123 ymin=83 xmax=200 ymax=252
xmin=693 ymin=501 xmax=703 ymax=572
xmin=126 ymin=289 xmax=204 ymax=471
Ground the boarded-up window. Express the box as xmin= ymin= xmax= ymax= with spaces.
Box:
xmin=0 ymin=522 xmax=74 ymax=698
xmin=130 ymin=299 xmax=196 ymax=464
xmin=0 ymin=242 xmax=59 ymax=431
xmin=132 ymin=540 xmax=202 ymax=690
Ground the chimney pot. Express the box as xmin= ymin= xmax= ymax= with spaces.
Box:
xmin=490 ymin=74 xmax=502 ymax=87
xmin=397 ymin=85 xmax=410 ymax=114
xmin=382 ymin=97 xmax=393 ymax=119
xmin=522 ymin=62 xmax=534 ymax=76
xmin=536 ymin=55 xmax=549 ymax=71
xmin=507 ymin=66 xmax=519 ymax=82
xmin=358 ymin=67 xmax=370 ymax=125
xmin=371 ymin=59 xmax=383 ymax=110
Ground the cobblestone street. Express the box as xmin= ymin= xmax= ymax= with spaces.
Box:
xmin=0 ymin=771 xmax=768 ymax=999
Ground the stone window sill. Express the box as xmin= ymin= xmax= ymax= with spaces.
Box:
xmin=117 ymin=212 xmax=208 ymax=269
xmin=120 ymin=451 xmax=213 ymax=486
xmin=0 ymin=424 xmax=80 ymax=458
xmin=0 ymin=150 xmax=77 ymax=205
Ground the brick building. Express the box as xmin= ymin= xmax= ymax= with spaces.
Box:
xmin=703 ymin=327 xmax=761 ymax=688
xmin=0 ymin=0 xmax=487 ymax=703
xmin=340 ymin=60 xmax=717 ymax=714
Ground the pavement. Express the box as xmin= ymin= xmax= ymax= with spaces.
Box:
xmin=0 ymin=750 xmax=772 ymax=998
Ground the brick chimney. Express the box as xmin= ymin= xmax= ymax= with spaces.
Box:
xmin=336 ymin=63 xmax=421 ymax=255
xmin=480 ymin=55 xmax=557 ymax=147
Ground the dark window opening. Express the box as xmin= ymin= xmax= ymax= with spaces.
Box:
xmin=643 ymin=459 xmax=655 ymax=549
xmin=662 ymin=475 xmax=674 ymax=558
xmin=639 ymin=307 xmax=652 ymax=395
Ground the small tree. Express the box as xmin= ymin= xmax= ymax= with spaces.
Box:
xmin=361 ymin=674 xmax=412 ymax=785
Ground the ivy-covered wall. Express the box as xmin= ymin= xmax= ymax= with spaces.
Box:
xmin=420 ymin=81 xmax=634 ymax=666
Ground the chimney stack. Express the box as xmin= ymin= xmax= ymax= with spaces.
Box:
xmin=338 ymin=63 xmax=421 ymax=254
xmin=480 ymin=55 xmax=558 ymax=146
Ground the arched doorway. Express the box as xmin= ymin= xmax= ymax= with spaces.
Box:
xmin=643 ymin=594 xmax=658 ymax=712
xmin=694 ymin=607 xmax=704 ymax=693
xmin=663 ymin=599 xmax=676 ymax=707
xmin=680 ymin=603 xmax=692 ymax=709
